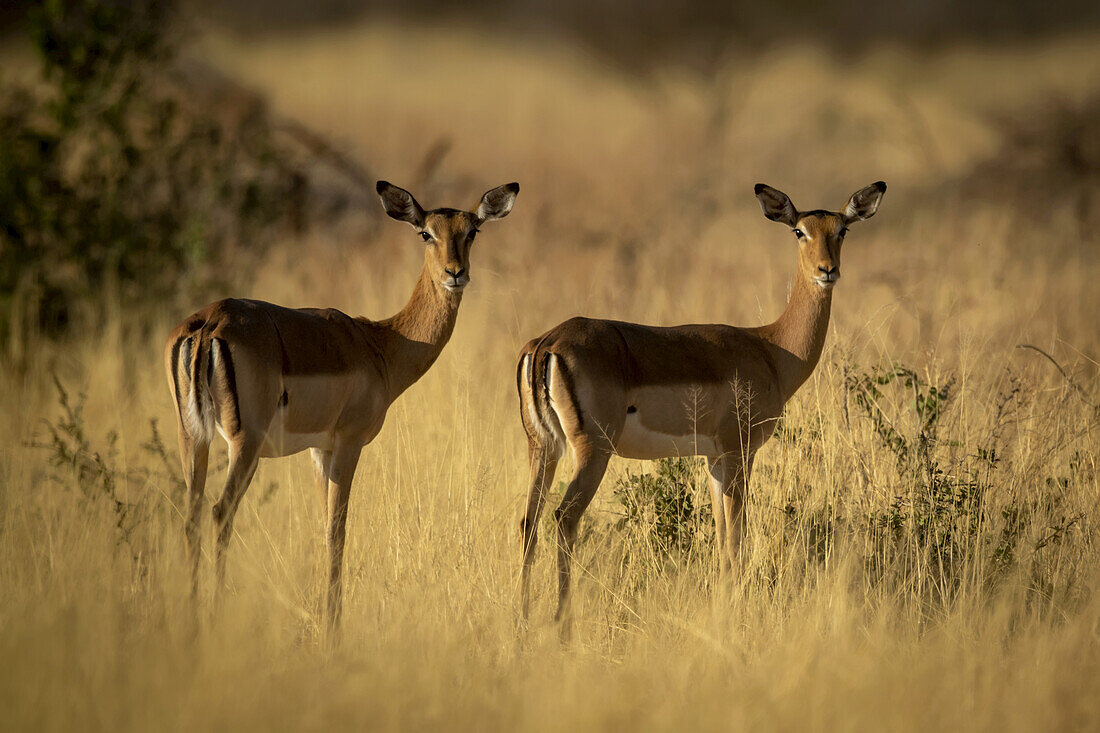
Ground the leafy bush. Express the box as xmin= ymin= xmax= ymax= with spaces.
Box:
xmin=606 ymin=358 xmax=1092 ymax=612
xmin=0 ymin=0 xmax=297 ymax=358
xmin=25 ymin=375 xmax=187 ymax=560
xmin=844 ymin=364 xmax=982 ymax=582
xmin=613 ymin=457 xmax=712 ymax=564
xmin=25 ymin=375 xmax=286 ymax=566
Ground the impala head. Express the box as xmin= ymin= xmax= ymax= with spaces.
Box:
xmin=755 ymin=181 xmax=886 ymax=291
xmin=376 ymin=180 xmax=519 ymax=294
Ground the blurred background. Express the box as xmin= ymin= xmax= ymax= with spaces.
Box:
xmin=1 ymin=2 xmax=1099 ymax=730
xmin=1 ymin=0 xmax=1098 ymax=365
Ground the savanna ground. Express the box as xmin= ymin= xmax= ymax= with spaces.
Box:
xmin=2 ymin=15 xmax=1100 ymax=731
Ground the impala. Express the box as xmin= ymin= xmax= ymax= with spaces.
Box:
xmin=165 ymin=180 xmax=519 ymax=627
xmin=516 ymin=182 xmax=886 ymax=629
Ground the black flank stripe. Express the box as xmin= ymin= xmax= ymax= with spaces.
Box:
xmin=544 ymin=352 xmax=584 ymax=432
xmin=541 ymin=352 xmax=553 ymax=419
xmin=557 ymin=358 xmax=584 ymax=432
xmin=215 ymin=339 xmax=242 ymax=433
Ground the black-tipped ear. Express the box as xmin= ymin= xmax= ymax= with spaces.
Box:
xmin=843 ymin=181 xmax=886 ymax=222
xmin=755 ymin=184 xmax=799 ymax=227
xmin=476 ymin=182 xmax=519 ymax=222
xmin=376 ymin=180 xmax=426 ymax=227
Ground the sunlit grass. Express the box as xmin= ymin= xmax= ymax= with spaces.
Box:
xmin=1 ymin=20 xmax=1099 ymax=732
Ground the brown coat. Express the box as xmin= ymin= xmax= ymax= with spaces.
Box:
xmin=515 ymin=182 xmax=886 ymax=631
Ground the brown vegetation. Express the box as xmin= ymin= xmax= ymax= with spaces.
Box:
xmin=1 ymin=18 xmax=1098 ymax=732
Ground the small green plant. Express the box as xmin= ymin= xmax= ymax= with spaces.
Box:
xmin=842 ymin=360 xmax=1090 ymax=603
xmin=24 ymin=375 xmax=237 ymax=561
xmin=29 ymin=375 xmax=137 ymax=542
xmin=844 ymin=363 xmax=954 ymax=468
xmin=844 ymin=362 xmax=991 ymax=589
xmin=612 ymin=457 xmax=713 ymax=569
xmin=25 ymin=375 xmax=162 ymax=556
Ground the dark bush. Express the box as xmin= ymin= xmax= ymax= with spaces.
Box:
xmin=0 ymin=0 xmax=297 ymax=359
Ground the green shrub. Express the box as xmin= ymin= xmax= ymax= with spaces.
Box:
xmin=612 ymin=457 xmax=713 ymax=571
xmin=0 ymin=0 xmax=296 ymax=358
xmin=606 ymin=359 xmax=1091 ymax=613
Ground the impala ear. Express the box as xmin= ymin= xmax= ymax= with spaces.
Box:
xmin=476 ymin=182 xmax=519 ymax=222
xmin=754 ymin=184 xmax=799 ymax=227
xmin=843 ymin=181 xmax=887 ymax=223
xmin=376 ymin=181 xmax=425 ymax=227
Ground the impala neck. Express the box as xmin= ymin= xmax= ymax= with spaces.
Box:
xmin=756 ymin=274 xmax=834 ymax=402
xmin=377 ymin=262 xmax=462 ymax=401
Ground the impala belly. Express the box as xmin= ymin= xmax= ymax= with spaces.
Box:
xmin=258 ymin=427 xmax=334 ymax=457
xmin=258 ymin=374 xmax=358 ymax=457
xmin=615 ymin=415 xmax=717 ymax=459
xmin=612 ymin=384 xmax=721 ymax=459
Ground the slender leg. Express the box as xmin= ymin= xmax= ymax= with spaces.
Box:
xmin=211 ymin=437 xmax=261 ymax=592
xmin=721 ymin=452 xmax=755 ymax=572
xmin=310 ymin=448 xmax=332 ymax=512
xmin=519 ymin=443 xmax=560 ymax=620
xmin=324 ymin=440 xmax=363 ymax=631
xmin=553 ymin=446 xmax=612 ymax=638
xmin=706 ymin=455 xmax=731 ymax=581
xmin=179 ymin=430 xmax=210 ymax=602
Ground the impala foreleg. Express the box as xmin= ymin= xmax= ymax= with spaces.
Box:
xmin=718 ymin=452 xmax=755 ymax=573
xmin=310 ymin=448 xmax=333 ymax=512
xmin=706 ymin=456 xmax=731 ymax=580
xmin=324 ymin=439 xmax=363 ymax=631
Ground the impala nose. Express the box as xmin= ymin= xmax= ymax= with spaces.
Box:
xmin=816 ymin=265 xmax=839 ymax=285
xmin=443 ymin=266 xmax=468 ymax=291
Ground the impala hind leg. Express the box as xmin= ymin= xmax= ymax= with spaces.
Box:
xmin=211 ymin=437 xmax=261 ymax=593
xmin=519 ymin=443 xmax=561 ymax=621
xmin=553 ymin=447 xmax=611 ymax=638
xmin=178 ymin=430 xmax=210 ymax=601
xmin=323 ymin=439 xmax=363 ymax=631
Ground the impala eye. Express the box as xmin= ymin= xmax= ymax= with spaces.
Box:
xmin=419 ymin=231 xmax=432 ymax=242
xmin=794 ymin=229 xmax=805 ymax=240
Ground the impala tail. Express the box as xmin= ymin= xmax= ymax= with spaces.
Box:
xmin=170 ymin=325 xmax=239 ymax=444
xmin=183 ymin=330 xmax=216 ymax=442
xmin=517 ymin=340 xmax=577 ymax=453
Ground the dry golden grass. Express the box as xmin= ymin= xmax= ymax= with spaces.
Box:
xmin=2 ymin=21 xmax=1099 ymax=731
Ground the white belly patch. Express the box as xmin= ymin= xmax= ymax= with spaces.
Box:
xmin=258 ymin=422 xmax=333 ymax=457
xmin=214 ymin=417 xmax=331 ymax=457
xmin=615 ymin=412 xmax=717 ymax=459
